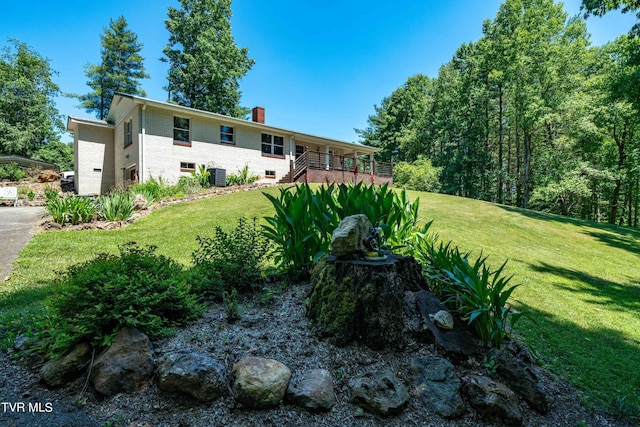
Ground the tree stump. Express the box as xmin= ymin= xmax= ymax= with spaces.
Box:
xmin=307 ymin=254 xmax=425 ymax=350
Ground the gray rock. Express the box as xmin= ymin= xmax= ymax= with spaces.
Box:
xmin=410 ymin=357 xmax=465 ymax=419
xmin=462 ymin=374 xmax=523 ymax=426
xmin=286 ymin=368 xmax=337 ymax=412
xmin=415 ymin=290 xmax=479 ymax=361
xmin=330 ymin=214 xmax=372 ymax=258
xmin=349 ymin=369 xmax=409 ymax=416
xmin=490 ymin=349 xmax=549 ymax=414
xmin=157 ymin=349 xmax=228 ymax=401
xmin=232 ymin=356 xmax=291 ymax=409
xmin=90 ymin=327 xmax=154 ymax=396
xmin=132 ymin=194 xmax=148 ymax=210
xmin=40 ymin=342 xmax=92 ymax=387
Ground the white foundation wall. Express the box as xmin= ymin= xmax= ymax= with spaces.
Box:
xmin=76 ymin=126 xmax=115 ymax=195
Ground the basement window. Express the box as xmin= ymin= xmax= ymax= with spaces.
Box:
xmin=180 ymin=162 xmax=195 ymax=172
xmin=265 ymin=170 xmax=276 ymax=179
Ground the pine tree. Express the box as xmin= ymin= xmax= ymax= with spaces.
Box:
xmin=163 ymin=0 xmax=254 ymax=117
xmin=80 ymin=16 xmax=148 ymax=120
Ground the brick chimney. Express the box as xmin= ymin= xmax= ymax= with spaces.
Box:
xmin=252 ymin=106 xmax=265 ymax=124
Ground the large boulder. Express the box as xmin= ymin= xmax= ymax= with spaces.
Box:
xmin=462 ymin=374 xmax=523 ymax=426
xmin=349 ymin=369 xmax=409 ymax=416
xmin=232 ymin=357 xmax=291 ymax=409
xmin=157 ymin=349 xmax=228 ymax=401
xmin=410 ymin=357 xmax=465 ymax=419
xmin=90 ymin=327 xmax=154 ymax=396
xmin=286 ymin=368 xmax=337 ymax=412
xmin=330 ymin=214 xmax=372 ymax=258
xmin=40 ymin=342 xmax=92 ymax=387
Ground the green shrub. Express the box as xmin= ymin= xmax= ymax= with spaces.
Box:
xmin=393 ymin=158 xmax=441 ymax=192
xmin=98 ymin=191 xmax=134 ymax=221
xmin=45 ymin=243 xmax=203 ymax=356
xmin=129 ymin=176 xmax=170 ymax=201
xmin=227 ymin=164 xmax=259 ymax=186
xmin=188 ymin=217 xmax=269 ymax=298
xmin=177 ymin=175 xmax=202 ymax=195
xmin=262 ymin=183 xmax=420 ymax=274
xmin=0 ymin=163 xmax=25 ymax=182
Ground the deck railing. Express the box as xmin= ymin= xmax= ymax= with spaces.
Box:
xmin=292 ymin=150 xmax=393 ymax=182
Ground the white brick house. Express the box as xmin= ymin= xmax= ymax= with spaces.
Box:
xmin=66 ymin=93 xmax=391 ymax=195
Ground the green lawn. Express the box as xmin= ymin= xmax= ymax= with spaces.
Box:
xmin=1 ymin=186 xmax=639 ymax=416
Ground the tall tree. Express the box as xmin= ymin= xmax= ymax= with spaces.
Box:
xmin=356 ymin=74 xmax=431 ymax=162
xmin=0 ymin=39 xmax=63 ymax=156
xmin=163 ymin=0 xmax=254 ymax=117
xmin=80 ymin=16 xmax=148 ymax=120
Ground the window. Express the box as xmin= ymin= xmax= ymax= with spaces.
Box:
xmin=124 ymin=119 xmax=133 ymax=147
xmin=265 ymin=170 xmax=276 ymax=179
xmin=180 ymin=162 xmax=195 ymax=172
xmin=220 ymin=125 xmax=234 ymax=144
xmin=174 ymin=116 xmax=190 ymax=145
xmin=261 ymin=133 xmax=284 ymax=157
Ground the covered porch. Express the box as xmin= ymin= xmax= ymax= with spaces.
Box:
xmin=278 ymin=138 xmax=393 ymax=185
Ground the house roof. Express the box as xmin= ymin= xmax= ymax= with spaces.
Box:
xmin=106 ymin=93 xmax=378 ymax=155
xmin=67 ymin=115 xmax=115 ymax=131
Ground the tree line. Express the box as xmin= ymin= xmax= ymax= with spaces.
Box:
xmin=0 ymin=0 xmax=252 ymax=169
xmin=359 ymin=0 xmax=640 ymax=227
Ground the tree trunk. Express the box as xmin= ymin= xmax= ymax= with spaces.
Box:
xmin=497 ymin=86 xmax=504 ymax=204
xmin=523 ymin=131 xmax=532 ymax=209
xmin=307 ymin=254 xmax=425 ymax=350
xmin=609 ymin=124 xmax=626 ymax=224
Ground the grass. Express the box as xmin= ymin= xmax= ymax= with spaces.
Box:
xmin=411 ymin=191 xmax=640 ymax=414
xmin=1 ymin=186 xmax=639 ymax=418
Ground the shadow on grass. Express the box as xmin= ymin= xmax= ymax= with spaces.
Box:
xmin=528 ymin=261 xmax=640 ymax=312
xmin=497 ymin=205 xmax=640 ymax=256
xmin=516 ymin=301 xmax=640 ymax=419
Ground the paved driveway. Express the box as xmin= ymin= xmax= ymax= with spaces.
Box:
xmin=0 ymin=206 xmax=45 ymax=281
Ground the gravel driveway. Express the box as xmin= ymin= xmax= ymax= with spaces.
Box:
xmin=0 ymin=206 xmax=45 ymax=281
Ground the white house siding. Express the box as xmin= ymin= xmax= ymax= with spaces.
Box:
xmin=113 ymin=103 xmax=141 ymax=188
xmin=76 ymin=125 xmax=114 ymax=195
xmin=142 ymin=107 xmax=291 ymax=183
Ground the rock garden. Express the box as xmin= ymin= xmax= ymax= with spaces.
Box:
xmin=1 ymin=183 xmax=626 ymax=427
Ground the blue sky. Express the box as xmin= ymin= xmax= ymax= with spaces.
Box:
xmin=0 ymin=1 xmax=635 ymax=144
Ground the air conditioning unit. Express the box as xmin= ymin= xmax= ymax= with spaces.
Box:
xmin=208 ymin=168 xmax=226 ymax=187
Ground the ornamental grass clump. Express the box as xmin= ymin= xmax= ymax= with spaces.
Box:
xmin=98 ymin=191 xmax=134 ymax=221
xmin=45 ymin=194 xmax=97 ymax=225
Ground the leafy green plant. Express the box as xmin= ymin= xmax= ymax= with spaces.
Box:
xmin=98 ymin=191 xmax=134 ymax=221
xmin=188 ymin=217 xmax=268 ymax=298
xmin=45 ymin=243 xmax=203 ymax=357
xmin=177 ymin=175 xmax=202 ymax=195
xmin=27 ymin=190 xmax=35 ymax=201
xmin=223 ymin=288 xmax=241 ymax=322
xmin=0 ymin=163 xmax=25 ymax=182
xmin=45 ymin=194 xmax=97 ymax=225
xmin=227 ymin=164 xmax=259 ymax=186
xmin=192 ymin=164 xmax=211 ymax=188
xmin=262 ymin=183 xmax=420 ymax=274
